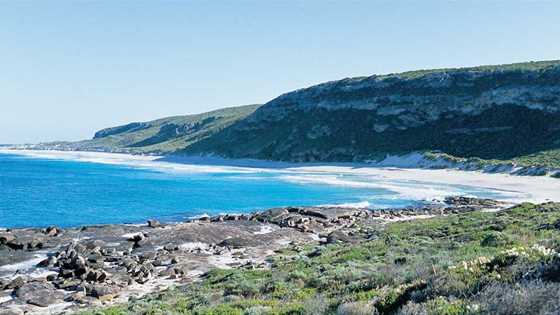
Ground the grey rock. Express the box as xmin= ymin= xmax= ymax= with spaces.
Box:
xmin=147 ymin=219 xmax=162 ymax=228
xmin=0 ymin=309 xmax=24 ymax=315
xmin=15 ymin=282 xmax=63 ymax=307
xmin=5 ymin=277 xmax=25 ymax=290
xmin=0 ymin=233 xmax=15 ymax=245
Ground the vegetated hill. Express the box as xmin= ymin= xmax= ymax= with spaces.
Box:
xmin=43 ymin=104 xmax=261 ymax=154
xmin=184 ymin=60 xmax=560 ymax=167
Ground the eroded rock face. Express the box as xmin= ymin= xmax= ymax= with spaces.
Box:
xmin=254 ymin=63 xmax=560 ymax=125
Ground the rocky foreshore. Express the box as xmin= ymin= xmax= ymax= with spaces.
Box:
xmin=0 ymin=197 xmax=505 ymax=315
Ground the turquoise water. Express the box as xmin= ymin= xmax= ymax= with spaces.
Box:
xmin=0 ymin=153 xmax=407 ymax=228
xmin=0 ymin=153 xmax=510 ymax=228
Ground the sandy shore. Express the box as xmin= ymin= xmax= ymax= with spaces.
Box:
xmin=2 ymin=149 xmax=559 ymax=204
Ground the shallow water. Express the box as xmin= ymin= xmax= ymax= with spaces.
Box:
xmin=0 ymin=152 xmax=515 ymax=228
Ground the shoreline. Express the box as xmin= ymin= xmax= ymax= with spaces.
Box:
xmin=2 ymin=149 xmax=560 ymax=205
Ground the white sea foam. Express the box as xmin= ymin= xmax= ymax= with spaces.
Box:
xmin=253 ymin=225 xmax=275 ymax=235
xmin=0 ymin=150 xmax=267 ymax=174
xmin=280 ymin=174 xmax=472 ymax=201
xmin=179 ymin=242 xmax=209 ymax=251
xmin=0 ymin=295 xmax=13 ymax=304
xmin=187 ymin=213 xmax=210 ymax=220
xmin=0 ymin=254 xmax=46 ymax=273
xmin=308 ymin=234 xmax=327 ymax=242
xmin=276 ymin=239 xmax=292 ymax=246
xmin=280 ymin=167 xmax=548 ymax=203
xmin=121 ymin=232 xmax=143 ymax=239
xmin=318 ymin=201 xmax=372 ymax=208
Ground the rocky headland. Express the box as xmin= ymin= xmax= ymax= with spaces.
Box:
xmin=0 ymin=197 xmax=505 ymax=314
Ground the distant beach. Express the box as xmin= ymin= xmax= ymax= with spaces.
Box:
xmin=2 ymin=149 xmax=560 ymax=205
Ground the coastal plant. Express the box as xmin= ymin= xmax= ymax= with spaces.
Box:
xmin=474 ymin=280 xmax=560 ymax=315
xmin=336 ymin=301 xmax=378 ymax=315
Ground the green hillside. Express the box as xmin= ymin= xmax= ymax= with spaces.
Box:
xmin=44 ymin=104 xmax=260 ymax=154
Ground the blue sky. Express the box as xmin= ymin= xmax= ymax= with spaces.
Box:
xmin=1 ymin=1 xmax=559 ymax=143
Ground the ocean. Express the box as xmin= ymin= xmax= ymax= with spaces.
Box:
xmin=0 ymin=151 xmax=529 ymax=228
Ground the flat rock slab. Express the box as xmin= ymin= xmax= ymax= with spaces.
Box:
xmin=15 ymin=282 xmax=63 ymax=307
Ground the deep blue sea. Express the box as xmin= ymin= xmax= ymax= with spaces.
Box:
xmin=0 ymin=152 xmax=512 ymax=228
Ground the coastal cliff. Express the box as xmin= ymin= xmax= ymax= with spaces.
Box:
xmin=186 ymin=61 xmax=560 ymax=166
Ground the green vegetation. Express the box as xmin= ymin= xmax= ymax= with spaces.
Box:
xmin=47 ymin=104 xmax=261 ymax=154
xmin=187 ymin=105 xmax=560 ymax=166
xmin=78 ymin=202 xmax=560 ymax=314
xmin=383 ymin=59 xmax=560 ymax=80
xmin=511 ymin=149 xmax=560 ymax=169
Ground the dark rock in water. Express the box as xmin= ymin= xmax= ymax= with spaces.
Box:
xmin=127 ymin=233 xmax=146 ymax=243
xmin=37 ymin=258 xmax=50 ymax=267
xmin=15 ymin=282 xmax=63 ymax=307
xmin=147 ymin=219 xmax=162 ymax=228
xmin=6 ymin=240 xmax=25 ymax=250
xmin=38 ymin=255 xmax=58 ymax=268
xmin=43 ymin=226 xmax=61 ymax=237
xmin=164 ymin=244 xmax=179 ymax=251
xmin=211 ymin=215 xmax=225 ymax=222
xmin=197 ymin=216 xmax=210 ymax=222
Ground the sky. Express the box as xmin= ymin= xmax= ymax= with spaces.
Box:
xmin=1 ymin=1 xmax=559 ymax=144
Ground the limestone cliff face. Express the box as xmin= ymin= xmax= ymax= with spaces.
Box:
xmin=249 ymin=61 xmax=560 ymax=129
xmin=186 ymin=61 xmax=560 ymax=162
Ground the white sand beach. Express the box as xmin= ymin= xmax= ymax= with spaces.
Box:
xmin=2 ymin=149 xmax=560 ymax=204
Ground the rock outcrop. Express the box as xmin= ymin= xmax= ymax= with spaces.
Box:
xmin=0 ymin=198 xmax=505 ymax=314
